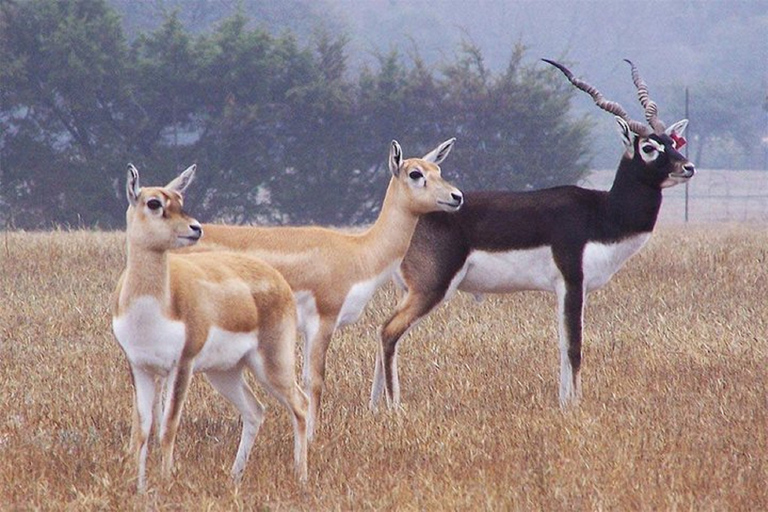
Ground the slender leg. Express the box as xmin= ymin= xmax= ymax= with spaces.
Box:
xmin=130 ymin=367 xmax=157 ymax=493
xmin=376 ymin=290 xmax=444 ymax=409
xmin=159 ymin=361 xmax=194 ymax=480
xmin=250 ymin=343 xmax=308 ymax=482
xmin=153 ymin=375 xmax=172 ymax=445
xmin=303 ymin=317 xmax=335 ymax=441
xmin=556 ymin=280 xmax=585 ymax=407
xmin=205 ymin=368 xmax=265 ymax=483
xmin=369 ymin=351 xmax=385 ymax=410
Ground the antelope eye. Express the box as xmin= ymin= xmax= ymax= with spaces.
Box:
xmin=641 ymin=145 xmax=657 ymax=155
xmin=147 ymin=198 xmax=163 ymax=211
xmin=409 ymin=170 xmax=424 ymax=181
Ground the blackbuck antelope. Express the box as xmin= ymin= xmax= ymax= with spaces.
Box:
xmin=370 ymin=59 xmax=695 ymax=410
xmin=191 ymin=140 xmax=464 ymax=438
xmin=112 ymin=164 xmax=308 ymax=492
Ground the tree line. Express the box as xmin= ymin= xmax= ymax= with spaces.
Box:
xmin=0 ymin=0 xmax=590 ymax=229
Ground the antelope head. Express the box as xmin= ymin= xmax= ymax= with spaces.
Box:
xmin=125 ymin=163 xmax=202 ymax=250
xmin=389 ymin=138 xmax=464 ymax=214
xmin=543 ymin=59 xmax=695 ymax=189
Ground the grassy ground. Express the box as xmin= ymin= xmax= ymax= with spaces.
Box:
xmin=1 ymin=225 xmax=766 ymax=510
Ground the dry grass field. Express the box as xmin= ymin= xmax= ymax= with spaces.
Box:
xmin=1 ymin=225 xmax=767 ymax=510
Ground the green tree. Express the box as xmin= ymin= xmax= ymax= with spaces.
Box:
xmin=437 ymin=43 xmax=590 ymax=191
xmin=0 ymin=0 xmax=129 ymax=227
xmin=0 ymin=5 xmax=592 ymax=229
xmin=186 ymin=14 xmax=321 ymax=223
xmin=126 ymin=11 xmax=198 ymax=166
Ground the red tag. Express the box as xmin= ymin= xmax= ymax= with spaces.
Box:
xmin=670 ymin=132 xmax=687 ymax=150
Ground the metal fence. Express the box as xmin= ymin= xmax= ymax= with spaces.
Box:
xmin=580 ymin=169 xmax=768 ymax=224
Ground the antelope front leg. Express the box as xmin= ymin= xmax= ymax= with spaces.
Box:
xmin=130 ymin=367 xmax=157 ymax=493
xmin=303 ymin=317 xmax=335 ymax=441
xmin=556 ymin=280 xmax=585 ymax=407
xmin=159 ymin=361 xmax=194 ymax=480
xmin=369 ymin=350 xmax=386 ymax=410
xmin=374 ymin=290 xmax=441 ymax=410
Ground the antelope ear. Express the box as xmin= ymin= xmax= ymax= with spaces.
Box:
xmin=615 ymin=117 xmax=634 ymax=152
xmin=126 ymin=164 xmax=141 ymax=206
xmin=665 ymin=119 xmax=689 ymax=137
xmin=166 ymin=164 xmax=196 ymax=195
xmin=389 ymin=140 xmax=403 ymax=177
xmin=422 ymin=137 xmax=456 ymax=164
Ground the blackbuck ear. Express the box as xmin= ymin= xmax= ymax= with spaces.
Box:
xmin=666 ymin=119 xmax=689 ymax=137
xmin=615 ymin=117 xmax=634 ymax=153
xmin=389 ymin=140 xmax=403 ymax=177
xmin=422 ymin=137 xmax=456 ymax=165
xmin=126 ymin=164 xmax=141 ymax=207
xmin=166 ymin=164 xmax=196 ymax=195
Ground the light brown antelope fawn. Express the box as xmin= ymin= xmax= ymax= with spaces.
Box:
xmin=192 ymin=139 xmax=463 ymax=439
xmin=112 ymin=164 xmax=308 ymax=492
xmin=370 ymin=59 xmax=695 ymax=410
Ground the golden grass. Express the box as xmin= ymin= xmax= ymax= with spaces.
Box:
xmin=1 ymin=225 xmax=767 ymax=510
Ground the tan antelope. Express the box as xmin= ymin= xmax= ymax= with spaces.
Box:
xmin=370 ymin=59 xmax=695 ymax=410
xmin=192 ymin=139 xmax=464 ymax=438
xmin=112 ymin=164 xmax=308 ymax=492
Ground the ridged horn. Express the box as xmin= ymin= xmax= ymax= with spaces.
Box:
xmin=624 ymin=59 xmax=666 ymax=134
xmin=542 ymin=58 xmax=652 ymax=137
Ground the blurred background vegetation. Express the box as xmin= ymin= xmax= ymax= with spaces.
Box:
xmin=1 ymin=0 xmax=765 ymax=229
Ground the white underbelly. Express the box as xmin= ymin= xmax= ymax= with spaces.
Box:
xmin=193 ymin=327 xmax=260 ymax=372
xmin=113 ymin=296 xmax=259 ymax=375
xmin=459 ymin=247 xmax=560 ymax=294
xmin=456 ymin=234 xmax=650 ymax=295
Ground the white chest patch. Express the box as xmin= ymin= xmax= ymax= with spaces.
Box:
xmin=112 ymin=297 xmax=185 ymax=375
xmin=113 ymin=296 xmax=261 ymax=375
xmin=336 ymin=262 xmax=399 ymax=328
xmin=459 ymin=246 xmax=561 ymax=294
xmin=582 ymin=233 xmax=651 ymax=291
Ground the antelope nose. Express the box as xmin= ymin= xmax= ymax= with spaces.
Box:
xmin=452 ymin=191 xmax=464 ymax=207
xmin=683 ymin=163 xmax=695 ymax=177
xmin=190 ymin=224 xmax=203 ymax=239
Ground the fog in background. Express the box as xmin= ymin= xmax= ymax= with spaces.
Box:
xmin=115 ymin=0 xmax=768 ymax=169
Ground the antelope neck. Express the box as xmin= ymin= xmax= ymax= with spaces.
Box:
xmin=357 ymin=179 xmax=419 ymax=268
xmin=121 ymin=245 xmax=170 ymax=304
xmin=606 ymin=160 xmax=663 ymax=235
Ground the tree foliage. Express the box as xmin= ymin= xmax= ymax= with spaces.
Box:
xmin=0 ymin=0 xmax=591 ymax=229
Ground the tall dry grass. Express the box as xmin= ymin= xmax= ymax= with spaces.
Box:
xmin=1 ymin=225 xmax=766 ymax=510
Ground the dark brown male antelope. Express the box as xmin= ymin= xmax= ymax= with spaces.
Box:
xmin=369 ymin=59 xmax=695 ymax=410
